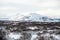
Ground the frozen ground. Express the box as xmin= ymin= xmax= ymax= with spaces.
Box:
xmin=0 ymin=20 xmax=60 ymax=40
xmin=0 ymin=25 xmax=60 ymax=40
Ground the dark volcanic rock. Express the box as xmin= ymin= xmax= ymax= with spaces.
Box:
xmin=0 ymin=21 xmax=60 ymax=40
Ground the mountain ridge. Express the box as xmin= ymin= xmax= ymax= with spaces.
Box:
xmin=0 ymin=13 xmax=60 ymax=22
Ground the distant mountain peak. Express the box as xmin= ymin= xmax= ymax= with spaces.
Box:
xmin=19 ymin=13 xmax=51 ymax=22
xmin=19 ymin=13 xmax=60 ymax=22
xmin=0 ymin=13 xmax=60 ymax=22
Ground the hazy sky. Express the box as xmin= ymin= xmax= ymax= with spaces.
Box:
xmin=0 ymin=0 xmax=60 ymax=18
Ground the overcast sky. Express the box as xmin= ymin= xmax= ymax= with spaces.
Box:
xmin=0 ymin=0 xmax=60 ymax=18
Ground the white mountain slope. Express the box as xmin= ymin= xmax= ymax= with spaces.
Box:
xmin=19 ymin=13 xmax=55 ymax=22
xmin=0 ymin=13 xmax=60 ymax=22
xmin=9 ymin=13 xmax=60 ymax=22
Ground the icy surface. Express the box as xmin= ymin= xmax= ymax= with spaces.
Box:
xmin=5 ymin=32 xmax=23 ymax=40
xmin=0 ymin=26 xmax=60 ymax=40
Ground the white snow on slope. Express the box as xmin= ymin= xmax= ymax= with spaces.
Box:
xmin=0 ymin=13 xmax=60 ymax=22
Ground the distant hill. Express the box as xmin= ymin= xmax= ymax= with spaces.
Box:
xmin=0 ymin=13 xmax=60 ymax=22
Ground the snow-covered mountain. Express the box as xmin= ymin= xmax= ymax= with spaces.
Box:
xmin=21 ymin=13 xmax=54 ymax=22
xmin=0 ymin=13 xmax=60 ymax=22
xmin=8 ymin=13 xmax=60 ymax=22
